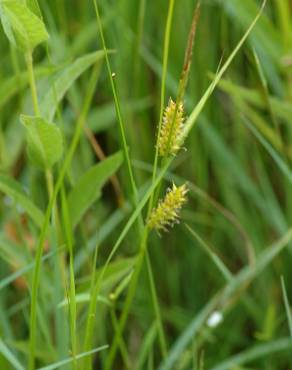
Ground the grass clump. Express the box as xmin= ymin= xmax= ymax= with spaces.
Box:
xmin=0 ymin=0 xmax=292 ymax=370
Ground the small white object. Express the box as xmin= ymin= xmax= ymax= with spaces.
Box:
xmin=207 ymin=311 xmax=223 ymax=328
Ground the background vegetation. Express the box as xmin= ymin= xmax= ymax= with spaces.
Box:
xmin=0 ymin=0 xmax=291 ymax=369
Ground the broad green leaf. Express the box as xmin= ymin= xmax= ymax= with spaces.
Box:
xmin=25 ymin=0 xmax=42 ymax=18
xmin=68 ymin=151 xmax=123 ymax=228
xmin=40 ymin=51 xmax=106 ymax=121
xmin=0 ymin=173 xmax=44 ymax=227
xmin=0 ymin=0 xmax=48 ymax=51
xmin=21 ymin=115 xmax=63 ymax=170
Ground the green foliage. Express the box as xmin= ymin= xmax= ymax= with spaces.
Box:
xmin=0 ymin=173 xmax=44 ymax=226
xmin=40 ymin=51 xmax=106 ymax=121
xmin=20 ymin=115 xmax=63 ymax=170
xmin=0 ymin=0 xmax=48 ymax=51
xmin=68 ymin=151 xmax=123 ymax=228
xmin=0 ymin=0 xmax=291 ymax=370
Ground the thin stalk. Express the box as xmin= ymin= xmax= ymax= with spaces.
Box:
xmin=28 ymin=62 xmax=100 ymax=370
xmin=25 ymin=51 xmax=40 ymax=116
xmin=25 ymin=48 xmax=68 ymax=367
xmin=45 ymin=170 xmax=54 ymax=200
xmin=92 ymin=0 xmax=139 ymax=206
xmin=148 ymin=0 xmax=176 ymax=215
xmin=145 ymin=250 xmax=168 ymax=357
xmin=60 ymin=185 xmax=77 ymax=370
xmin=89 ymin=3 xmax=168 ymax=368
xmin=104 ymin=1 xmax=176 ymax=367
xmin=104 ymin=228 xmax=149 ymax=370
xmin=104 ymin=1 xmax=266 ymax=368
xmin=110 ymin=307 xmax=130 ymax=369
xmin=86 ymin=159 xmax=171 ymax=370
xmin=133 ymin=0 xmax=146 ymax=96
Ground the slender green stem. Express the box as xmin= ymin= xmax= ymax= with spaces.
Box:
xmin=92 ymin=0 xmax=139 ymax=206
xmin=88 ymin=4 xmax=168 ymax=368
xmin=86 ymin=159 xmax=171 ymax=370
xmin=104 ymin=1 xmax=176 ymax=367
xmin=45 ymin=169 xmax=54 ymax=200
xmin=145 ymin=250 xmax=168 ymax=357
xmin=25 ymin=51 xmax=40 ymax=116
xmin=104 ymin=228 xmax=149 ymax=370
xmin=25 ymin=48 xmax=69 ymax=369
xmin=148 ymin=0 xmax=176 ymax=214
xmin=104 ymin=0 xmax=264 ymax=366
xmin=28 ymin=62 xmax=100 ymax=370
xmin=110 ymin=307 xmax=130 ymax=368
xmin=60 ymin=185 xmax=77 ymax=370
xmin=133 ymin=0 xmax=146 ymax=96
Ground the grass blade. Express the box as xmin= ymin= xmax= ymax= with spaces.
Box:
xmin=37 ymin=345 xmax=109 ymax=370
xmin=0 ymin=340 xmax=25 ymax=370
xmin=281 ymin=276 xmax=292 ymax=339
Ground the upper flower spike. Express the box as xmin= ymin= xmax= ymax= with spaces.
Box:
xmin=158 ymin=98 xmax=185 ymax=157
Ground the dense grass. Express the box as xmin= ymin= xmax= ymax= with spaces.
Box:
xmin=0 ymin=0 xmax=292 ymax=369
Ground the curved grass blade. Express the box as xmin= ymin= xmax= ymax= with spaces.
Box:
xmin=0 ymin=174 xmax=44 ymax=228
xmin=0 ymin=247 xmax=64 ymax=291
xmin=0 ymin=339 xmax=25 ymax=370
xmin=241 ymin=116 xmax=292 ymax=183
xmin=37 ymin=345 xmax=109 ymax=370
xmin=182 ymin=0 xmax=267 ymax=140
xmin=281 ymin=276 xmax=292 ymax=339
xmin=185 ymin=224 xmax=233 ymax=282
xmin=158 ymin=228 xmax=292 ymax=370
xmin=210 ymin=337 xmax=292 ymax=370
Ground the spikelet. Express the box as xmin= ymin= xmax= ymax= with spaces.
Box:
xmin=148 ymin=183 xmax=188 ymax=232
xmin=158 ymin=98 xmax=185 ymax=157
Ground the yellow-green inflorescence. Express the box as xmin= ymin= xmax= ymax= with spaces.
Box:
xmin=148 ymin=183 xmax=188 ymax=232
xmin=158 ymin=97 xmax=185 ymax=157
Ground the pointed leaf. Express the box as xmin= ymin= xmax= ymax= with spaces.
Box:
xmin=40 ymin=51 xmax=106 ymax=121
xmin=0 ymin=0 xmax=48 ymax=51
xmin=21 ymin=115 xmax=63 ymax=170
xmin=68 ymin=151 xmax=123 ymax=228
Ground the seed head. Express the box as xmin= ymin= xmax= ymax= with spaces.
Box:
xmin=158 ymin=98 xmax=185 ymax=157
xmin=147 ymin=183 xmax=188 ymax=232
